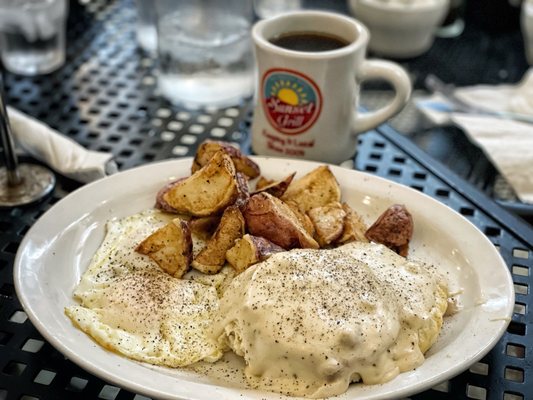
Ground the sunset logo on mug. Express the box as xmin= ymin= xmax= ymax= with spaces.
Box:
xmin=262 ymin=68 xmax=322 ymax=135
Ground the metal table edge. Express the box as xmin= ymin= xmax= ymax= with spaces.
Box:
xmin=376 ymin=123 xmax=533 ymax=245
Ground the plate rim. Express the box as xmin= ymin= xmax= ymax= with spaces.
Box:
xmin=14 ymin=157 xmax=515 ymax=400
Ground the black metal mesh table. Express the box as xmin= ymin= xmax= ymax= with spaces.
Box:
xmin=1 ymin=1 xmax=532 ymax=399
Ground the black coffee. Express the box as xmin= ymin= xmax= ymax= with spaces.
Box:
xmin=269 ymin=32 xmax=350 ymax=52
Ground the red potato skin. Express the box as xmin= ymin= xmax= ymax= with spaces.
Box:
xmin=226 ymin=234 xmax=285 ymax=274
xmin=155 ymin=177 xmax=186 ymax=213
xmin=192 ymin=140 xmax=260 ymax=179
xmin=246 ymin=216 xmax=297 ymax=250
xmin=244 ymin=193 xmax=319 ymax=250
xmin=234 ymin=172 xmax=250 ymax=210
xmin=249 ymin=235 xmax=285 ymax=259
xmin=365 ymin=204 xmax=413 ymax=256
xmin=252 ymin=172 xmax=296 ymax=198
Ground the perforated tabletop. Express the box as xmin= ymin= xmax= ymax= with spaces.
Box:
xmin=1 ymin=1 xmax=532 ymax=400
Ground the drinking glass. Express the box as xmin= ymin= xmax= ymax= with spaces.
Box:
xmin=0 ymin=0 xmax=68 ymax=76
xmin=254 ymin=0 xmax=302 ymax=19
xmin=134 ymin=0 xmax=157 ymax=54
xmin=154 ymin=0 xmax=255 ymax=108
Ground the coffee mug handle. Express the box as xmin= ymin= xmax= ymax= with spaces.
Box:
xmin=352 ymin=60 xmax=411 ymax=134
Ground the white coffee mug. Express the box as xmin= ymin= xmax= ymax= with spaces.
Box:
xmin=251 ymin=11 xmax=411 ymax=164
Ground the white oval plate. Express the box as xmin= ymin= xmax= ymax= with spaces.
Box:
xmin=14 ymin=157 xmax=514 ymax=400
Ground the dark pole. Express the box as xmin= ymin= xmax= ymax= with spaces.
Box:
xmin=0 ymin=73 xmax=22 ymax=186
xmin=0 ymin=72 xmax=55 ymax=207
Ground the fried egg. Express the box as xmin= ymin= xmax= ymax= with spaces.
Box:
xmin=65 ymin=210 xmax=227 ymax=367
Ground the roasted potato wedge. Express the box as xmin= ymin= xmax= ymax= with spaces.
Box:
xmin=155 ymin=177 xmax=185 ymax=213
xmin=365 ymin=204 xmax=413 ymax=257
xmin=255 ymin=176 xmax=274 ymax=190
xmin=308 ymin=202 xmax=346 ymax=247
xmin=244 ymin=192 xmax=319 ymax=250
xmin=226 ymin=234 xmax=284 ymax=274
xmin=253 ymin=172 xmax=295 ymax=198
xmin=285 ymin=200 xmax=315 ymax=237
xmin=192 ymin=206 xmax=245 ymax=274
xmin=337 ymin=202 xmax=369 ymax=244
xmin=189 ymin=215 xmax=221 ymax=241
xmin=234 ymin=172 xmax=250 ymax=210
xmin=161 ymin=151 xmax=239 ymax=217
xmin=191 ymin=140 xmax=260 ymax=179
xmin=281 ymin=166 xmax=341 ymax=212
xmin=136 ymin=218 xmax=192 ymax=278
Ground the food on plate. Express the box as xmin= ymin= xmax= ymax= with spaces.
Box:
xmin=191 ymin=140 xmax=260 ymax=179
xmin=191 ymin=206 xmax=245 ymax=274
xmin=337 ymin=202 xmax=369 ymax=244
xmin=281 ymin=165 xmax=341 ymax=212
xmin=234 ymin=172 xmax=251 ymax=210
xmin=155 ymin=177 xmax=184 ymax=213
xmin=212 ymin=241 xmax=449 ymax=398
xmin=66 ymin=140 xmax=455 ymax=399
xmin=244 ymin=192 xmax=320 ymax=250
xmin=365 ymin=204 xmax=413 ymax=256
xmin=255 ymin=175 xmax=274 ymax=190
xmin=136 ymin=218 xmax=192 ymax=278
xmin=64 ymin=210 xmax=223 ymax=367
xmin=307 ymin=201 xmax=346 ymax=247
xmin=225 ymin=234 xmax=285 ymax=274
xmin=159 ymin=151 xmax=239 ymax=216
xmin=252 ymin=172 xmax=295 ymax=197
xmin=189 ymin=215 xmax=221 ymax=241
xmin=285 ymin=199 xmax=316 ymax=237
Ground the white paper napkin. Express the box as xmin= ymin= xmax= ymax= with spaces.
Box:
xmin=416 ymin=70 xmax=533 ymax=204
xmin=7 ymin=107 xmax=117 ymax=183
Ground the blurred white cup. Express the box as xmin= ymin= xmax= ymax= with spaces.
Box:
xmin=0 ymin=0 xmax=68 ymax=75
xmin=522 ymin=0 xmax=533 ymax=65
xmin=348 ymin=0 xmax=449 ymax=58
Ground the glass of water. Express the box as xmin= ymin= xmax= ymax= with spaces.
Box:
xmin=254 ymin=0 xmax=302 ymax=19
xmin=154 ymin=0 xmax=255 ymax=108
xmin=134 ymin=0 xmax=157 ymax=54
xmin=0 ymin=0 xmax=68 ymax=76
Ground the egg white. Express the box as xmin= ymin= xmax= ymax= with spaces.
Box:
xmin=65 ymin=210 xmax=227 ymax=367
